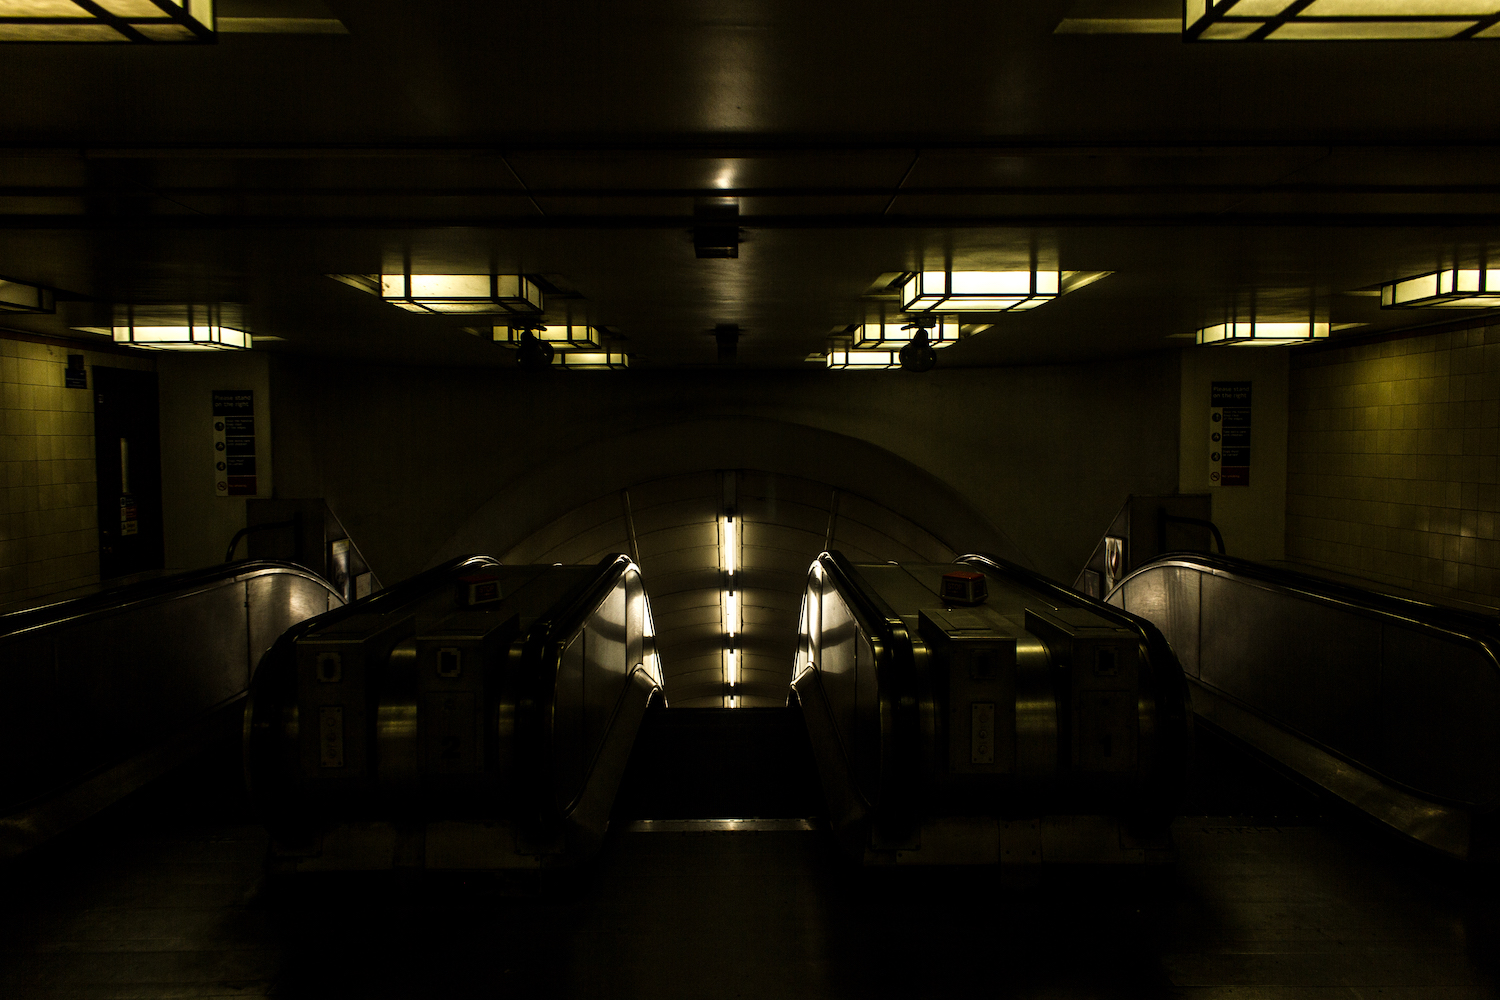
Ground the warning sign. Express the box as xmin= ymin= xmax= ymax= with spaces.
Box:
xmin=213 ymin=390 xmax=258 ymax=496
xmin=1210 ymin=381 xmax=1251 ymax=487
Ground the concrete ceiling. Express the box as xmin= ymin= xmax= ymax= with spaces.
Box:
xmin=2 ymin=1 xmax=1500 ymax=368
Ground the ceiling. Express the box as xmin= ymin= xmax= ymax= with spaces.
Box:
xmin=2 ymin=0 xmax=1500 ymax=368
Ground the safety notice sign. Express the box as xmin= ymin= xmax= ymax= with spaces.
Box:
xmin=213 ymin=389 xmax=258 ymax=496
xmin=1210 ymin=381 xmax=1251 ymax=487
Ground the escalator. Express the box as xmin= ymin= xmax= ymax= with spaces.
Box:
xmin=1109 ymin=552 xmax=1500 ymax=860
xmin=0 ymin=560 xmax=344 ymax=857
xmin=245 ymin=553 xmax=664 ymax=873
xmin=789 ymin=550 xmax=1192 ymax=865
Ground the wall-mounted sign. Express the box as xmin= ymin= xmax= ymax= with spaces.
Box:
xmin=65 ymin=354 xmax=87 ymax=389
xmin=1210 ymin=381 xmax=1251 ymax=487
xmin=212 ymin=389 xmax=257 ymax=496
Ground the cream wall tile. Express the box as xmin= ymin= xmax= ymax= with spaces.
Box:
xmin=1289 ymin=323 xmax=1500 ymax=609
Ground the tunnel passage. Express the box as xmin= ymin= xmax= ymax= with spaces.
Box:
xmin=502 ymin=470 xmax=953 ymax=707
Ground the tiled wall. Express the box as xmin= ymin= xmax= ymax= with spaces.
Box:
xmin=0 ymin=335 xmax=151 ymax=608
xmin=1286 ymin=324 xmax=1500 ymax=610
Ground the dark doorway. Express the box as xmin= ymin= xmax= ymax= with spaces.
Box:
xmin=93 ymin=367 xmax=164 ymax=580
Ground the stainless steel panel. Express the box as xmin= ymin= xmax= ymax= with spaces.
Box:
xmin=1116 ymin=566 xmax=1200 ymax=679
xmin=1199 ymin=571 xmax=1381 ymax=762
xmin=248 ymin=573 xmax=335 ymax=672
xmin=1122 ymin=555 xmax=1500 ymax=831
xmin=0 ymin=564 xmax=339 ymax=827
xmin=1379 ymin=624 xmax=1500 ymax=806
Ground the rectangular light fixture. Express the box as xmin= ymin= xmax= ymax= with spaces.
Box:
xmin=825 ymin=347 xmax=900 ymax=370
xmin=1184 ymin=0 xmax=1500 ymax=41
xmin=379 ymin=273 xmax=543 ymax=315
xmin=0 ymin=278 xmax=55 ymax=314
xmin=493 ymin=323 xmax=602 ymax=350
xmin=721 ymin=513 xmax=738 ymax=577
xmin=853 ymin=313 xmax=962 ymax=349
xmin=722 ymin=510 xmax=740 ymax=707
xmin=112 ymin=305 xmax=249 ymax=351
xmin=899 ymin=270 xmax=1061 ymax=312
xmin=1196 ymin=320 xmax=1330 ymax=346
xmin=550 ymin=352 xmax=629 ymax=369
xmin=0 ymin=0 xmax=216 ymax=43
xmin=1381 ymin=269 xmax=1500 ymax=308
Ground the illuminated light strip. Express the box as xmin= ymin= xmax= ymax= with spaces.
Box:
xmin=378 ymin=273 xmax=543 ymax=315
xmin=551 ymin=352 xmax=629 ymax=370
xmin=899 ymin=270 xmax=1060 ymax=313
xmin=852 ymin=313 xmax=962 ymax=349
xmin=493 ymin=323 xmax=602 ymax=350
xmin=1196 ymin=320 xmax=1330 ymax=346
xmin=0 ymin=278 xmax=54 ymax=314
xmin=1381 ymin=268 xmax=1500 ymax=308
xmin=112 ymin=305 xmax=251 ymax=351
xmin=722 ymin=512 xmax=740 ymax=707
xmin=1183 ymin=0 xmax=1500 ymax=41
xmin=0 ymin=0 xmax=216 ymax=43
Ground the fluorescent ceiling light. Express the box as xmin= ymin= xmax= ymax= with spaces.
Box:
xmin=899 ymin=270 xmax=1061 ymax=312
xmin=379 ymin=273 xmax=543 ymax=315
xmin=0 ymin=278 xmax=54 ymax=314
xmin=1381 ymin=269 xmax=1500 ymax=307
xmin=1196 ymin=320 xmax=1330 ymax=346
xmin=0 ymin=0 xmax=215 ymax=43
xmin=721 ymin=514 xmax=737 ymax=576
xmin=112 ymin=305 xmax=250 ymax=351
xmin=1184 ymin=0 xmax=1500 ymax=41
xmin=826 ymin=347 xmax=901 ymax=370
xmin=550 ymin=351 xmax=628 ymax=369
xmin=853 ymin=313 xmax=962 ymax=349
xmin=493 ymin=323 xmax=602 ymax=350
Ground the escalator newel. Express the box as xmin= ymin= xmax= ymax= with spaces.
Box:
xmin=243 ymin=553 xmax=664 ymax=874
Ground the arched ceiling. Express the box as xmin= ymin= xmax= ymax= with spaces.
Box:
xmin=503 ymin=470 xmax=952 ymax=707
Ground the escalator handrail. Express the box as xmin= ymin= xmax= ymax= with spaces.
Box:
xmin=0 ymin=559 xmax=342 ymax=642
xmin=815 ymin=551 xmax=922 ymax=838
xmin=266 ymin=553 xmax=502 ymax=648
xmin=1115 ymin=551 xmax=1500 ymax=650
xmin=511 ymin=553 xmax=649 ymax=824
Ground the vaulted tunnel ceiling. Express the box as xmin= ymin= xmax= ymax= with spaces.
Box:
xmin=502 ymin=471 xmax=953 ymax=707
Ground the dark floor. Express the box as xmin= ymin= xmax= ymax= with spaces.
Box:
xmin=0 ymin=728 xmax=1496 ymax=1000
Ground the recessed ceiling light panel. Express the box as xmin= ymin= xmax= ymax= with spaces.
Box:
xmin=1184 ymin=0 xmax=1500 ymax=41
xmin=0 ymin=277 xmax=54 ymax=314
xmin=0 ymin=0 xmax=216 ymax=43
xmin=551 ymin=351 xmax=628 ymax=369
xmin=899 ymin=270 xmax=1060 ymax=312
xmin=1381 ymin=268 xmax=1500 ymax=308
xmin=826 ymin=347 xmax=900 ymax=369
xmin=112 ymin=304 xmax=250 ymax=351
xmin=380 ymin=273 xmax=543 ymax=315
xmin=1196 ymin=320 xmax=1330 ymax=346
xmin=853 ymin=313 xmax=961 ymax=349
xmin=493 ymin=324 xmax=602 ymax=350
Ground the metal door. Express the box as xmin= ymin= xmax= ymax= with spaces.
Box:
xmin=93 ymin=367 xmax=164 ymax=579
